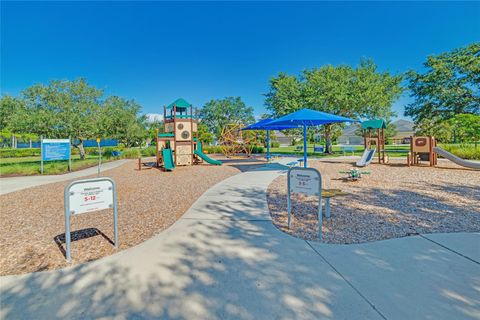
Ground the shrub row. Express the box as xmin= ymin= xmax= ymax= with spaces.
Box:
xmin=439 ymin=144 xmax=480 ymax=160
xmin=0 ymin=145 xmax=157 ymax=159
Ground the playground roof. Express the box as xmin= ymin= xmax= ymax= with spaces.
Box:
xmin=361 ymin=119 xmax=386 ymax=129
xmin=241 ymin=118 xmax=298 ymax=131
xmin=167 ymin=98 xmax=191 ymax=110
xmin=267 ymin=108 xmax=358 ymax=127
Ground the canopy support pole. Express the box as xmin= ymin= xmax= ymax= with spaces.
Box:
xmin=266 ymin=129 xmax=271 ymax=161
xmin=303 ymin=124 xmax=307 ymax=168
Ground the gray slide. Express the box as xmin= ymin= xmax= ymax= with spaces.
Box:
xmin=356 ymin=148 xmax=376 ymax=167
xmin=433 ymin=147 xmax=480 ymax=170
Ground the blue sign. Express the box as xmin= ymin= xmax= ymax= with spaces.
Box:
xmin=42 ymin=139 xmax=71 ymax=161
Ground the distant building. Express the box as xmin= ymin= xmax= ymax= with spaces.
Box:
xmin=338 ymin=119 xmax=414 ymax=145
xmin=274 ymin=131 xmax=296 ymax=146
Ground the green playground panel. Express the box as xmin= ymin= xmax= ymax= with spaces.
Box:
xmin=158 ymin=133 xmax=174 ymax=138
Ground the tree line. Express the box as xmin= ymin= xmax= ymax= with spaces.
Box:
xmin=0 ymin=79 xmax=149 ymax=158
xmin=1 ymin=43 xmax=478 ymax=156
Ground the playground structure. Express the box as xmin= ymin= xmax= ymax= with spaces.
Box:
xmin=408 ymin=136 xmax=437 ymax=167
xmin=360 ymin=119 xmax=387 ymax=165
xmin=155 ymin=98 xmax=221 ymax=171
xmin=408 ymin=136 xmax=480 ymax=170
xmin=219 ymin=123 xmax=256 ymax=158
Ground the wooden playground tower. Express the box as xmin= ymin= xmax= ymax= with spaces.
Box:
xmin=408 ymin=136 xmax=438 ymax=167
xmin=156 ymin=98 xmax=199 ymax=167
xmin=361 ymin=119 xmax=386 ymax=164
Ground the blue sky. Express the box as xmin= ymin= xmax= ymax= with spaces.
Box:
xmin=1 ymin=1 xmax=479 ymax=120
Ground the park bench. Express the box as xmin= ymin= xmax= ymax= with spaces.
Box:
xmin=286 ymin=160 xmax=298 ymax=167
xmin=314 ymin=146 xmax=324 ymax=153
xmin=111 ymin=151 xmax=122 ymax=158
xmin=297 ymin=158 xmax=304 ymax=167
xmin=341 ymin=146 xmax=355 ymax=156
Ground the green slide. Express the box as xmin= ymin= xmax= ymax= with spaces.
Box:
xmin=162 ymin=148 xmax=175 ymax=171
xmin=195 ymin=142 xmax=222 ymax=166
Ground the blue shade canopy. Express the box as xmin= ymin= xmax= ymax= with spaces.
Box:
xmin=267 ymin=108 xmax=358 ymax=126
xmin=241 ymin=118 xmax=299 ymax=131
xmin=267 ymin=109 xmax=358 ymax=168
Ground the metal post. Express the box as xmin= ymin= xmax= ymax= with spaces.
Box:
xmin=68 ymin=136 xmax=72 ymax=172
xmin=266 ymin=130 xmax=271 ymax=161
xmin=97 ymin=140 xmax=101 ymax=177
xmin=303 ymin=124 xmax=307 ymax=168
xmin=64 ymin=188 xmax=72 ymax=261
xmin=40 ymin=135 xmax=44 ymax=174
xmin=325 ymin=197 xmax=330 ymax=218
xmin=287 ymin=170 xmax=292 ymax=228
xmin=112 ymin=180 xmax=119 ymax=248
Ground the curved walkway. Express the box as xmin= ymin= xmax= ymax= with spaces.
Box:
xmin=1 ymin=162 xmax=479 ymax=319
xmin=0 ymin=159 xmax=130 ymax=195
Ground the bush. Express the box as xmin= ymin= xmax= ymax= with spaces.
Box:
xmin=140 ymin=146 xmax=157 ymax=157
xmin=270 ymin=141 xmax=280 ymax=148
xmin=203 ymin=146 xmax=223 ymax=154
xmin=440 ymin=144 xmax=480 ymax=160
xmin=0 ymin=148 xmax=40 ymax=158
xmin=121 ymin=148 xmax=141 ymax=159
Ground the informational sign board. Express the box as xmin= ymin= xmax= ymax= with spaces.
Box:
xmin=289 ymin=169 xmax=321 ymax=196
xmin=41 ymin=138 xmax=71 ymax=174
xmin=42 ymin=139 xmax=70 ymax=161
xmin=69 ymin=180 xmax=114 ymax=215
xmin=287 ymin=167 xmax=324 ymax=240
xmin=64 ymin=177 xmax=118 ymax=261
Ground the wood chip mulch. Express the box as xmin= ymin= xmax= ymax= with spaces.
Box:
xmin=267 ymin=159 xmax=480 ymax=244
xmin=0 ymin=156 xmax=265 ymax=276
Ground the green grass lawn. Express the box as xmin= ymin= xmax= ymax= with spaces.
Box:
xmin=0 ymin=155 xmax=111 ymax=176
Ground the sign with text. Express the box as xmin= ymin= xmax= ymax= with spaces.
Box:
xmin=64 ymin=177 xmax=118 ymax=261
xmin=287 ymin=167 xmax=323 ymax=240
xmin=68 ymin=179 xmax=114 ymax=215
xmin=42 ymin=139 xmax=71 ymax=161
xmin=289 ymin=167 xmax=321 ymax=196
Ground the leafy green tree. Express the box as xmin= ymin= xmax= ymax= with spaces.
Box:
xmin=199 ymin=97 xmax=255 ymax=139
xmin=266 ymin=58 xmax=403 ymax=152
xmin=197 ymin=122 xmax=214 ymax=145
xmin=99 ymin=96 xmax=147 ymax=147
xmin=0 ymin=95 xmax=23 ymax=131
xmin=146 ymin=119 xmax=164 ymax=146
xmin=265 ymin=73 xmax=303 ymax=115
xmin=449 ymin=114 xmax=480 ymax=146
xmin=405 ymin=43 xmax=480 ymax=122
xmin=20 ymin=79 xmax=103 ymax=158
xmin=413 ymin=117 xmax=453 ymax=143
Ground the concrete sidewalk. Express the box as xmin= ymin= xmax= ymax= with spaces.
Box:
xmin=0 ymin=161 xmax=478 ymax=319
xmin=0 ymin=160 xmax=130 ymax=195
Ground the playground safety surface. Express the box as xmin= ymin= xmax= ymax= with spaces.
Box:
xmin=268 ymin=158 xmax=480 ymax=243
xmin=0 ymin=156 xmax=265 ymax=275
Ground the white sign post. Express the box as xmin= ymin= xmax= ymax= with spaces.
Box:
xmin=287 ymin=167 xmax=323 ymax=240
xmin=64 ymin=177 xmax=118 ymax=261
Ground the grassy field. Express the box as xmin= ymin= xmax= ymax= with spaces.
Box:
xmin=0 ymin=155 xmax=111 ymax=176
